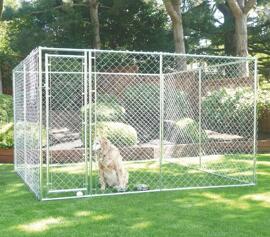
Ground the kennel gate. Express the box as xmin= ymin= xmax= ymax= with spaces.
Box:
xmin=13 ymin=47 xmax=257 ymax=200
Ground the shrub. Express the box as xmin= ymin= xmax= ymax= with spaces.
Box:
xmin=84 ymin=121 xmax=138 ymax=147
xmin=96 ymin=122 xmax=138 ymax=146
xmin=167 ymin=118 xmax=207 ymax=144
xmin=258 ymin=81 xmax=270 ymax=116
xmin=0 ymin=93 xmax=13 ymax=123
xmin=49 ymin=74 xmax=82 ymax=110
xmin=0 ymin=94 xmax=14 ymax=148
xmin=0 ymin=121 xmax=47 ymax=149
xmin=0 ymin=123 xmax=14 ymax=148
xmin=123 ymin=83 xmax=187 ymax=142
xmin=202 ymin=88 xmax=254 ymax=136
xmin=81 ymin=94 xmax=125 ymax=122
xmin=123 ymin=84 xmax=160 ymax=142
xmin=82 ymin=95 xmax=136 ymax=146
xmin=14 ymin=122 xmax=47 ymax=146
xmin=164 ymin=89 xmax=188 ymax=121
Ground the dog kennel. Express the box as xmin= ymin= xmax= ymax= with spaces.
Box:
xmin=13 ymin=47 xmax=257 ymax=200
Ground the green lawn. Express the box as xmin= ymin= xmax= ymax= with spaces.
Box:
xmin=45 ymin=154 xmax=253 ymax=198
xmin=0 ymin=154 xmax=270 ymax=237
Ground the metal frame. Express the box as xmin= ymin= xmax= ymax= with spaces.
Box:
xmin=13 ymin=47 xmax=257 ymax=201
xmin=159 ymin=54 xmax=164 ymax=190
xmin=198 ymin=68 xmax=202 ymax=168
xmin=253 ymin=58 xmax=258 ymax=184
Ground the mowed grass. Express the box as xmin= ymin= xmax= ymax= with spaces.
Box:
xmin=46 ymin=155 xmax=252 ymax=197
xmin=0 ymin=154 xmax=270 ymax=237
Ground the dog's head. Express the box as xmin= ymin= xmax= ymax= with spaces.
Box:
xmin=92 ymin=137 xmax=110 ymax=154
xmin=92 ymin=138 xmax=101 ymax=152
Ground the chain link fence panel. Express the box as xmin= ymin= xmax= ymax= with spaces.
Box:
xmin=13 ymin=48 xmax=257 ymax=200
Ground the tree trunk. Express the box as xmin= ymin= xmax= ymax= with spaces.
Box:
xmin=163 ymin=0 xmax=185 ymax=54
xmin=235 ymin=13 xmax=248 ymax=56
xmin=0 ymin=0 xmax=3 ymax=19
xmin=235 ymin=13 xmax=249 ymax=76
xmin=226 ymin=0 xmax=256 ymax=56
xmin=172 ymin=10 xmax=185 ymax=54
xmin=171 ymin=1 xmax=185 ymax=54
xmin=163 ymin=0 xmax=186 ymax=70
xmin=226 ymin=0 xmax=256 ymax=77
xmin=89 ymin=0 xmax=101 ymax=49
xmin=217 ymin=3 xmax=236 ymax=56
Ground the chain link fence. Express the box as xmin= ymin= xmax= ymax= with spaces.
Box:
xmin=13 ymin=47 xmax=257 ymax=200
xmin=13 ymin=48 xmax=41 ymax=198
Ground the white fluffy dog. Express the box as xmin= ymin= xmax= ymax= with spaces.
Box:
xmin=92 ymin=138 xmax=129 ymax=191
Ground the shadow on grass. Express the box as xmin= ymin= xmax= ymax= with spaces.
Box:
xmin=0 ymin=154 xmax=269 ymax=237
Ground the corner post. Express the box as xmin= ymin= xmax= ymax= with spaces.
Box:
xmin=12 ymin=70 xmax=17 ymax=171
xmin=159 ymin=53 xmax=164 ymax=190
xmin=38 ymin=47 xmax=43 ymax=200
xmin=83 ymin=50 xmax=88 ymax=195
xmin=253 ymin=58 xmax=258 ymax=184
xmin=23 ymin=63 xmax=27 ymax=182
xmin=88 ymin=50 xmax=93 ymax=195
xmin=199 ymin=67 xmax=202 ymax=168
xmin=45 ymin=53 xmax=50 ymax=192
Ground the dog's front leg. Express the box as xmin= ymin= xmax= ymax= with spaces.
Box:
xmin=115 ymin=164 xmax=126 ymax=191
xmin=98 ymin=164 xmax=106 ymax=191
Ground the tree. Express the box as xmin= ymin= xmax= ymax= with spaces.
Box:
xmin=89 ymin=0 xmax=101 ymax=49
xmin=163 ymin=0 xmax=185 ymax=54
xmin=0 ymin=0 xmax=3 ymax=18
xmin=100 ymin=0 xmax=171 ymax=51
xmin=248 ymin=1 xmax=270 ymax=80
xmin=226 ymin=0 xmax=256 ymax=56
xmin=0 ymin=0 xmax=171 ymax=91
xmin=0 ymin=0 xmax=4 ymax=93
xmin=183 ymin=1 xmax=221 ymax=54
xmin=216 ymin=2 xmax=236 ymax=56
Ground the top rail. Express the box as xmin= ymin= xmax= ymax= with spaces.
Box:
xmin=39 ymin=47 xmax=256 ymax=60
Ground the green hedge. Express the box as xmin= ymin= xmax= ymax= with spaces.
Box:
xmin=0 ymin=93 xmax=13 ymax=123
xmin=81 ymin=94 xmax=125 ymax=122
xmin=50 ymin=74 xmax=82 ymax=110
xmin=123 ymin=83 xmax=160 ymax=142
xmin=164 ymin=88 xmax=188 ymax=121
xmin=202 ymin=88 xmax=254 ymax=136
xmin=258 ymin=81 xmax=270 ymax=116
xmin=84 ymin=121 xmax=138 ymax=147
xmin=0 ymin=121 xmax=47 ymax=149
xmin=0 ymin=123 xmax=14 ymax=148
xmin=82 ymin=95 xmax=136 ymax=146
xmin=12 ymin=122 xmax=46 ymax=148
xmin=95 ymin=122 xmax=138 ymax=146
xmin=123 ymin=83 xmax=187 ymax=142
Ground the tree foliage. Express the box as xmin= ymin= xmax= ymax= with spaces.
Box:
xmin=0 ymin=0 xmax=172 ymax=90
xmin=0 ymin=0 xmax=270 ymax=90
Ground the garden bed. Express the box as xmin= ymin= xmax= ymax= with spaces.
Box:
xmin=2 ymin=140 xmax=269 ymax=164
xmin=0 ymin=148 xmax=13 ymax=163
xmin=257 ymin=139 xmax=270 ymax=153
